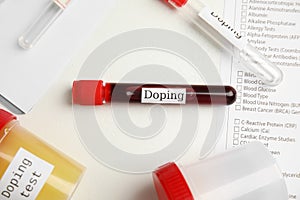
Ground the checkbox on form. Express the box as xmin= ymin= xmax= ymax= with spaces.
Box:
xmin=234 ymin=126 xmax=240 ymax=132
xmin=233 ymin=139 xmax=239 ymax=145
xmin=237 ymin=85 xmax=242 ymax=91
xmin=233 ymin=133 xmax=240 ymax=139
xmin=235 ymin=105 xmax=241 ymax=111
xmin=234 ymin=119 xmax=241 ymax=125
xmin=241 ymin=24 xmax=246 ymax=30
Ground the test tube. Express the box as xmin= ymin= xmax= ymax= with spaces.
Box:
xmin=18 ymin=0 xmax=71 ymax=49
xmin=163 ymin=0 xmax=283 ymax=86
xmin=72 ymin=80 xmax=237 ymax=105
xmin=153 ymin=142 xmax=288 ymax=200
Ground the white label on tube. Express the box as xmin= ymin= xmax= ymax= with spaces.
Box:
xmin=141 ymin=88 xmax=186 ymax=104
xmin=199 ymin=7 xmax=247 ymax=51
xmin=0 ymin=148 xmax=54 ymax=200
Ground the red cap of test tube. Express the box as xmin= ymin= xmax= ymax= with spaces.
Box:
xmin=164 ymin=0 xmax=188 ymax=7
xmin=0 ymin=109 xmax=16 ymax=131
xmin=153 ymin=162 xmax=194 ymax=200
xmin=72 ymin=80 xmax=110 ymax=105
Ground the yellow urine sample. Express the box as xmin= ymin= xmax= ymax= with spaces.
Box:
xmin=0 ymin=110 xmax=85 ymax=200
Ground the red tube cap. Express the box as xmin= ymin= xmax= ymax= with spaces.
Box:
xmin=0 ymin=109 xmax=16 ymax=130
xmin=164 ymin=0 xmax=188 ymax=7
xmin=153 ymin=163 xmax=194 ymax=200
xmin=72 ymin=80 xmax=106 ymax=105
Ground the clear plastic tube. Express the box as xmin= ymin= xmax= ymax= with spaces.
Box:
xmin=165 ymin=0 xmax=283 ymax=86
xmin=153 ymin=142 xmax=288 ymax=200
xmin=18 ymin=0 xmax=68 ymax=49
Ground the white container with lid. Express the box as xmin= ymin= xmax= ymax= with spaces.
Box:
xmin=153 ymin=142 xmax=288 ymax=200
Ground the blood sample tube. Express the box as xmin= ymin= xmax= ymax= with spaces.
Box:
xmin=72 ymin=80 xmax=236 ymax=105
xmin=163 ymin=0 xmax=283 ymax=86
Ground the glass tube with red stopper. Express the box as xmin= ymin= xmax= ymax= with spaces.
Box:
xmin=163 ymin=0 xmax=283 ymax=86
xmin=72 ymin=80 xmax=236 ymax=106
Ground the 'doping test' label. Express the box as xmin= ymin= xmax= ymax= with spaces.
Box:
xmin=199 ymin=7 xmax=248 ymax=51
xmin=0 ymin=148 xmax=54 ymax=200
xmin=141 ymin=88 xmax=186 ymax=104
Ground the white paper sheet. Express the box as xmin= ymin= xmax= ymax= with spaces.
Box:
xmin=0 ymin=0 xmax=115 ymax=113
xmin=218 ymin=0 xmax=300 ymax=198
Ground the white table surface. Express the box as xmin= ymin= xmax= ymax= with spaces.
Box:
xmin=0 ymin=0 xmax=224 ymax=199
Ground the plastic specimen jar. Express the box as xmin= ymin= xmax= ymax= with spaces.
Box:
xmin=0 ymin=109 xmax=85 ymax=200
xmin=153 ymin=142 xmax=288 ymax=200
